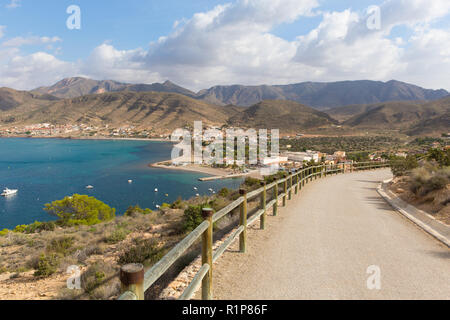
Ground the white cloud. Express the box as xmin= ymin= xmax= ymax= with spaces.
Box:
xmin=0 ymin=26 xmax=5 ymax=39
xmin=6 ymin=0 xmax=21 ymax=9
xmin=0 ymin=50 xmax=77 ymax=89
xmin=2 ymin=36 xmax=62 ymax=47
xmin=143 ymin=0 xmax=319 ymax=88
xmin=81 ymin=43 xmax=161 ymax=84
xmin=0 ymin=0 xmax=450 ymax=91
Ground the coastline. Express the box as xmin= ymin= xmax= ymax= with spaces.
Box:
xmin=0 ymin=135 xmax=173 ymax=143
xmin=150 ymin=160 xmax=260 ymax=181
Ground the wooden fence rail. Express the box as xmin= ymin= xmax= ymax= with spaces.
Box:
xmin=118 ymin=161 xmax=392 ymax=300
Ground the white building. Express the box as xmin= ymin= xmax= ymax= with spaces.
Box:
xmin=283 ymin=151 xmax=320 ymax=163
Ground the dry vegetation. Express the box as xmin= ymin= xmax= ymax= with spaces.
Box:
xmin=390 ymin=162 xmax=450 ymax=225
xmin=0 ymin=173 xmax=278 ymax=300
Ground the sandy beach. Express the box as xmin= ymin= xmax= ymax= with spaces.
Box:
xmin=150 ymin=160 xmax=262 ymax=181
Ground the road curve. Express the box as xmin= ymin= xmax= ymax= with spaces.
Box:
xmin=208 ymin=169 xmax=450 ymax=300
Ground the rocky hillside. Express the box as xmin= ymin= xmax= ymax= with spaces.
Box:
xmin=198 ymin=80 xmax=448 ymax=109
xmin=34 ymin=77 xmax=196 ymax=99
xmin=227 ymin=100 xmax=338 ymax=131
xmin=334 ymin=97 xmax=450 ymax=132
xmin=17 ymin=91 xmax=236 ymax=131
xmin=33 ymin=77 xmax=448 ymax=109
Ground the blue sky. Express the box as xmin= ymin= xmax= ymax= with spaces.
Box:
xmin=1 ymin=0 xmax=449 ymax=91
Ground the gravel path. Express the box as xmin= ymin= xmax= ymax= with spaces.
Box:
xmin=209 ymin=169 xmax=450 ymax=300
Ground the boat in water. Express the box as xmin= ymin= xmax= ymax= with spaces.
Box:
xmin=86 ymin=185 xmax=94 ymax=189
xmin=1 ymin=188 xmax=18 ymax=196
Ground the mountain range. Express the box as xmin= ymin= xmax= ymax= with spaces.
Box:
xmin=33 ymin=77 xmax=448 ymax=110
xmin=0 ymin=77 xmax=449 ymax=136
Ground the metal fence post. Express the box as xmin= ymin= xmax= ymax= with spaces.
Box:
xmin=120 ymin=263 xmax=145 ymax=300
xmin=201 ymin=208 xmax=214 ymax=300
xmin=239 ymin=189 xmax=248 ymax=253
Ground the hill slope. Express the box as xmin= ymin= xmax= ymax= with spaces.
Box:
xmin=333 ymin=97 xmax=450 ymax=132
xmin=18 ymin=91 xmax=235 ymax=132
xmin=0 ymin=88 xmax=59 ymax=123
xmin=199 ymin=80 xmax=448 ymax=109
xmin=34 ymin=77 xmax=196 ymax=99
xmin=227 ymin=100 xmax=338 ymax=131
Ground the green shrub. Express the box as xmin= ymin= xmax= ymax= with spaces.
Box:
xmin=0 ymin=229 xmax=9 ymax=237
xmin=44 ymin=194 xmax=116 ymax=226
xmin=264 ymin=171 xmax=288 ymax=184
xmin=171 ymin=197 xmax=185 ymax=209
xmin=13 ymin=225 xmax=27 ymax=233
xmin=391 ymin=155 xmax=418 ymax=177
xmin=80 ymin=261 xmax=119 ymax=299
xmin=244 ymin=177 xmax=261 ymax=189
xmin=105 ymin=228 xmax=129 ymax=244
xmin=118 ymin=238 xmax=165 ymax=266
xmin=34 ymin=253 xmax=59 ymax=278
xmin=218 ymin=188 xmax=231 ymax=198
xmin=124 ymin=205 xmax=151 ymax=217
xmin=47 ymin=236 xmax=75 ymax=256
xmin=183 ymin=204 xmax=208 ymax=232
xmin=161 ymin=203 xmax=171 ymax=209
xmin=427 ymin=148 xmax=450 ymax=167
xmin=410 ymin=165 xmax=450 ymax=195
xmin=24 ymin=221 xmax=56 ymax=234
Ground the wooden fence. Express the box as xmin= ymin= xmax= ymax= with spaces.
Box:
xmin=118 ymin=161 xmax=391 ymax=300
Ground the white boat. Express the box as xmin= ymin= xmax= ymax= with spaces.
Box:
xmin=86 ymin=185 xmax=94 ymax=189
xmin=128 ymin=180 xmax=133 ymax=184
xmin=154 ymin=188 xmax=158 ymax=192
xmin=194 ymin=187 xmax=198 ymax=190
xmin=196 ymin=193 xmax=200 ymax=197
xmin=208 ymin=188 xmax=214 ymax=192
xmin=1 ymin=188 xmax=18 ymax=196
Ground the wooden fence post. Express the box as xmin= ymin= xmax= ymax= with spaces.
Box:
xmin=120 ymin=263 xmax=145 ymax=300
xmin=295 ymin=170 xmax=299 ymax=195
xmin=283 ymin=178 xmax=288 ymax=206
xmin=273 ymin=182 xmax=278 ymax=216
xmin=288 ymin=173 xmax=293 ymax=200
xmin=260 ymin=181 xmax=266 ymax=230
xmin=302 ymin=170 xmax=305 ymax=187
xmin=202 ymin=208 xmax=214 ymax=300
xmin=239 ymin=189 xmax=248 ymax=253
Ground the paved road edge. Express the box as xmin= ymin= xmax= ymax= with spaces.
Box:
xmin=377 ymin=179 xmax=450 ymax=248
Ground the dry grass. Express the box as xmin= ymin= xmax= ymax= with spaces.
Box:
xmin=390 ymin=164 xmax=450 ymax=225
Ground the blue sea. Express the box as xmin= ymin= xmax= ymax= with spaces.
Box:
xmin=0 ymin=138 xmax=242 ymax=229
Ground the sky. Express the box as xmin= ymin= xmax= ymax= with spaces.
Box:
xmin=0 ymin=0 xmax=449 ymax=92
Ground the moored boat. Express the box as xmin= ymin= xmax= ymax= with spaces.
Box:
xmin=1 ymin=188 xmax=18 ymax=196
